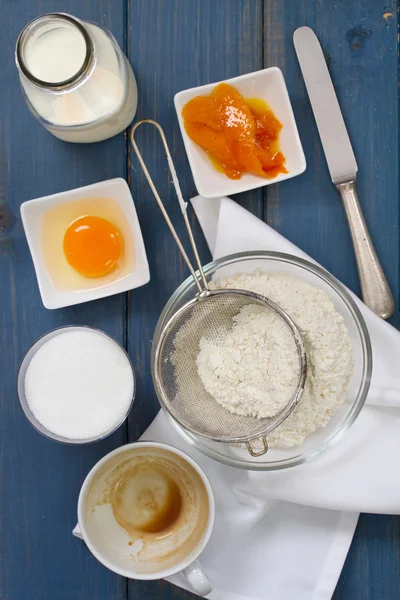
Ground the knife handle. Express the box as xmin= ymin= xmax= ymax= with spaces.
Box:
xmin=336 ymin=181 xmax=395 ymax=320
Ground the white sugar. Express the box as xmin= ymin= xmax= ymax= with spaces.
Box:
xmin=24 ymin=330 xmax=134 ymax=440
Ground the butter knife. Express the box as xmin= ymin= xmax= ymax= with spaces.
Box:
xmin=293 ymin=26 xmax=394 ymax=319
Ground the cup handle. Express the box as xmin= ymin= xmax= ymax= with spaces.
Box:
xmin=182 ymin=559 xmax=212 ymax=596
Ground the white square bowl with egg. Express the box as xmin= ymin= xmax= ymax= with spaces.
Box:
xmin=174 ymin=67 xmax=306 ymax=198
xmin=21 ymin=178 xmax=150 ymax=309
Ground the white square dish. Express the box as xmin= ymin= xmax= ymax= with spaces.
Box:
xmin=21 ymin=178 xmax=150 ymax=309
xmin=174 ymin=67 xmax=306 ymax=198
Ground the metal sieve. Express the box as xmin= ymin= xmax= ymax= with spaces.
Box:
xmin=130 ymin=120 xmax=307 ymax=456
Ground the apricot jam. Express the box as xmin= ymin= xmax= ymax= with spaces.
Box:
xmin=182 ymin=83 xmax=287 ymax=180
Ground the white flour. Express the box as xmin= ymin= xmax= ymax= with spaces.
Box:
xmin=197 ymin=304 xmax=299 ymax=418
xmin=197 ymin=271 xmax=353 ymax=448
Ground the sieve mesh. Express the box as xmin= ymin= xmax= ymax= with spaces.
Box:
xmin=153 ymin=289 xmax=307 ymax=444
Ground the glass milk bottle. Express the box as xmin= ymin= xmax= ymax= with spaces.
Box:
xmin=15 ymin=13 xmax=138 ymax=143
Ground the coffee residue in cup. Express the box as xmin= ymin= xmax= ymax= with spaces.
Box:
xmin=85 ymin=447 xmax=210 ymax=574
xmin=111 ymin=466 xmax=183 ymax=535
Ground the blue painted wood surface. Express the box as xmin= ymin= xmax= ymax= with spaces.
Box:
xmin=0 ymin=1 xmax=398 ymax=599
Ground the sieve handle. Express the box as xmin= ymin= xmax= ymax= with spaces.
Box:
xmin=130 ymin=119 xmax=209 ymax=294
xmin=246 ymin=437 xmax=269 ymax=457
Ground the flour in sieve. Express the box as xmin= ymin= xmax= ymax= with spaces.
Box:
xmin=198 ymin=271 xmax=353 ymax=448
xmin=197 ymin=304 xmax=299 ymax=419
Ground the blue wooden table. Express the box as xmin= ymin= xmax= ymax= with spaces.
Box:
xmin=0 ymin=1 xmax=399 ymax=598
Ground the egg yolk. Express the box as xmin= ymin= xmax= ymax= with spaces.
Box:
xmin=63 ymin=216 xmax=123 ymax=278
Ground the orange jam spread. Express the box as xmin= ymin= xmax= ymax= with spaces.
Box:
xmin=182 ymin=83 xmax=287 ymax=180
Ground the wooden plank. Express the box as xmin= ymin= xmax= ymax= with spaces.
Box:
xmin=126 ymin=1 xmax=263 ymax=598
xmin=0 ymin=1 xmax=128 ymax=599
xmin=264 ymin=1 xmax=400 ymax=599
xmin=334 ymin=514 xmax=400 ymax=600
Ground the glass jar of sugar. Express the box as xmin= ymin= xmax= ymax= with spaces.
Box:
xmin=15 ymin=13 xmax=138 ymax=143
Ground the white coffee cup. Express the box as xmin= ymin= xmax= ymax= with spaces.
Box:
xmin=77 ymin=441 xmax=215 ymax=596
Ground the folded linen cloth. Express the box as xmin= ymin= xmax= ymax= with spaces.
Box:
xmin=192 ymin=195 xmax=400 ymax=514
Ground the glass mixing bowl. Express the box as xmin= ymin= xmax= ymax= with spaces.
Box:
xmin=152 ymin=251 xmax=372 ymax=471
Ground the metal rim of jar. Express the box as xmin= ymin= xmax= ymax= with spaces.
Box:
xmin=15 ymin=12 xmax=94 ymax=91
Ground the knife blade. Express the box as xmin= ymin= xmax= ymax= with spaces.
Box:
xmin=293 ymin=26 xmax=357 ymax=184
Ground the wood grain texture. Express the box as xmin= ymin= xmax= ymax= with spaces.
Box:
xmin=335 ymin=513 xmax=400 ymax=600
xmin=0 ymin=1 xmax=128 ymax=599
xmin=0 ymin=0 xmax=399 ymax=599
